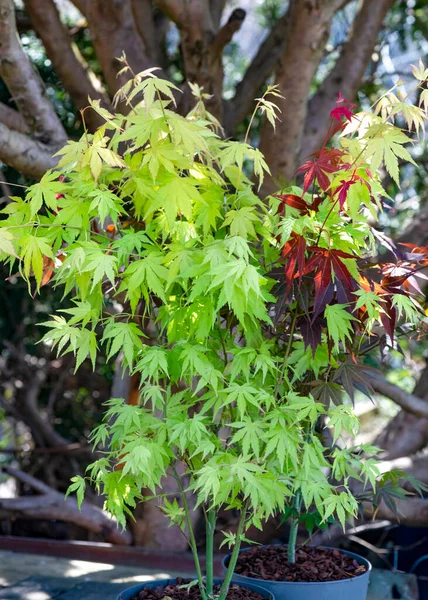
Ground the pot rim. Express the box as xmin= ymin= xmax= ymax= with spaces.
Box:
xmin=223 ymin=544 xmax=372 ymax=586
xmin=117 ymin=576 xmax=275 ymax=600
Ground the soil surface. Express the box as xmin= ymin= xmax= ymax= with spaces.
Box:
xmin=131 ymin=578 xmax=267 ymax=600
xmin=233 ymin=545 xmax=367 ymax=583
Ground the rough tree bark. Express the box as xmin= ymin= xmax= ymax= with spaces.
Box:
xmin=258 ymin=0 xmax=344 ymax=196
xmin=0 ymin=0 xmax=66 ymax=144
xmin=23 ymin=0 xmax=110 ymax=132
xmin=156 ymin=0 xmax=246 ymax=119
xmin=84 ymin=0 xmax=152 ymax=97
xmin=301 ymin=0 xmax=395 ymax=158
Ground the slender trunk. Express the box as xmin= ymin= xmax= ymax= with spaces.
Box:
xmin=287 ymin=518 xmax=299 ymax=563
xmin=172 ymin=465 xmax=207 ymax=600
xmin=205 ymin=508 xmax=216 ymax=597
xmin=287 ymin=491 xmax=302 ymax=564
xmin=219 ymin=501 xmax=249 ymax=600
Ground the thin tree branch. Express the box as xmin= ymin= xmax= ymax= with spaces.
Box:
xmin=370 ymin=374 xmax=428 ymax=419
xmin=224 ymin=11 xmax=289 ymax=136
xmin=211 ymin=8 xmax=246 ymax=59
xmin=131 ymin=0 xmax=162 ymax=65
xmin=3 ymin=466 xmax=132 ymax=545
xmin=84 ymin=0 xmax=152 ymax=99
xmin=258 ymin=0 xmax=340 ymax=196
xmin=0 ymin=0 xmax=66 ymax=144
xmin=155 ymin=0 xmax=184 ymax=25
xmin=0 ymin=122 xmax=58 ymax=178
xmin=301 ymin=0 xmax=395 ymax=158
xmin=24 ymin=0 xmax=111 ymax=132
xmin=0 ymin=101 xmax=28 ymax=133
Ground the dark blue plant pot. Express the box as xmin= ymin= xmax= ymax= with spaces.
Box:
xmin=223 ymin=546 xmax=372 ymax=600
xmin=117 ymin=577 xmax=275 ymax=600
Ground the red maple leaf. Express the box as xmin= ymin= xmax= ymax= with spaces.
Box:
xmin=330 ymin=92 xmax=356 ymax=123
xmin=274 ymin=193 xmax=322 ymax=215
xmin=282 ymin=233 xmax=306 ymax=292
xmin=296 ymin=147 xmax=344 ymax=194
xmin=302 ymin=247 xmax=356 ymax=318
xmin=335 ymin=178 xmax=356 ymax=210
xmin=275 ymin=194 xmax=310 ymax=215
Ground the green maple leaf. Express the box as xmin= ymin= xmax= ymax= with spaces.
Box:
xmin=89 ymin=188 xmax=125 ymax=223
xmin=127 ymin=76 xmax=180 ymax=109
xmin=0 ymin=229 xmax=17 ymax=257
xmin=65 ymin=475 xmax=86 ymax=509
xmin=223 ymin=207 xmax=259 ymax=239
xmin=230 ymin=418 xmax=266 ymax=457
xmin=324 ymin=304 xmax=357 ymax=351
xmin=111 ymin=230 xmax=151 ymax=265
xmin=102 ymin=320 xmax=145 ymax=368
xmin=26 ymin=170 xmax=66 ymax=216
xmin=83 ymin=250 xmax=118 ymax=289
xmin=40 ymin=315 xmax=81 ymax=356
xmin=365 ymin=125 xmax=416 ymax=186
xmin=19 ymin=234 xmax=53 ymax=288
xmin=167 ymin=112 xmax=213 ymax=155
xmin=75 ymin=328 xmax=98 ymax=370
xmin=158 ymin=176 xmax=202 ymax=226
xmin=142 ymin=141 xmax=189 ymax=180
xmin=121 ymin=251 xmax=168 ymax=308
xmin=119 ymin=113 xmax=167 ymax=148
xmin=194 ymin=186 xmax=224 ymax=237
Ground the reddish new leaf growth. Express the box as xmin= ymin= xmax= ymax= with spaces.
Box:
xmin=296 ymin=147 xmax=345 ymax=194
xmin=275 ymin=194 xmax=311 ymax=215
xmin=303 ymin=247 xmax=356 ymax=318
xmin=275 ymin=193 xmax=322 ymax=215
xmin=330 ymin=92 xmax=356 ymax=124
xmin=282 ymin=233 xmax=306 ymax=292
xmin=335 ymin=178 xmax=356 ymax=210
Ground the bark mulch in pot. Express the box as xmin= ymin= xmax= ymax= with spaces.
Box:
xmin=132 ymin=578 xmax=268 ymax=600
xmin=233 ymin=545 xmax=367 ymax=583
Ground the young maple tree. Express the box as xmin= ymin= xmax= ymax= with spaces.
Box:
xmin=0 ymin=59 xmax=427 ymax=595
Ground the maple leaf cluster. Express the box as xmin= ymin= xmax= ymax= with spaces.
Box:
xmin=274 ymin=91 xmax=428 ymax=401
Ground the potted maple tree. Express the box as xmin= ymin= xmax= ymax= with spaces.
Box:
xmin=0 ymin=58 xmax=426 ymax=600
xmin=0 ymin=68 xmax=285 ymax=600
xmin=222 ymin=63 xmax=428 ymax=600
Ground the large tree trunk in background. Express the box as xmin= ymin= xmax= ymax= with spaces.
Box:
xmin=259 ymin=0 xmax=341 ymax=196
xmin=84 ymin=0 xmax=151 ymax=99
xmin=157 ymin=1 xmax=246 ymax=120
xmin=301 ymin=0 xmax=394 ymax=159
xmin=24 ymin=0 xmax=110 ymax=132
xmin=0 ymin=0 xmax=66 ymax=144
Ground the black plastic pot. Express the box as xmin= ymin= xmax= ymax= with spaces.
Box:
xmin=117 ymin=577 xmax=275 ymax=600
xmin=223 ymin=545 xmax=372 ymax=600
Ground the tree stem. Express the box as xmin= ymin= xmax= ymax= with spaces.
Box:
xmin=218 ymin=501 xmax=249 ymax=600
xmin=171 ymin=466 xmax=207 ymax=600
xmin=287 ymin=490 xmax=302 ymax=564
xmin=205 ymin=507 xmax=216 ymax=597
